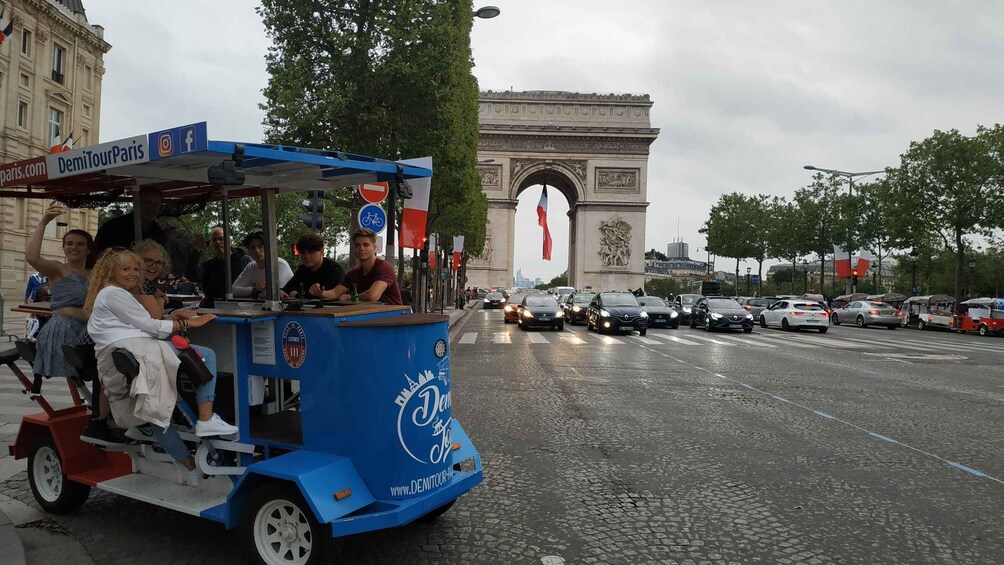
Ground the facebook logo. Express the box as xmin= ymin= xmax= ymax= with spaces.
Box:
xmin=180 ymin=127 xmax=196 ymax=153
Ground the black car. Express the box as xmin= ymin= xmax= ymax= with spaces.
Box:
xmin=483 ymin=291 xmax=506 ymax=309
xmin=673 ymin=293 xmax=703 ymax=324
xmin=587 ymin=292 xmax=648 ymax=335
xmin=637 ymin=296 xmax=679 ymax=328
xmin=518 ymin=295 xmax=565 ymax=330
xmin=690 ymin=296 xmax=754 ymax=332
xmin=562 ymin=292 xmax=595 ymax=325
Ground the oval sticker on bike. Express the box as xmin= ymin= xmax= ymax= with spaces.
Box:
xmin=358 ymin=203 xmax=387 ymax=234
xmin=281 ymin=322 xmax=307 ymax=369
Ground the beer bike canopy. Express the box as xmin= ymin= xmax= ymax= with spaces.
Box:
xmin=0 ymin=121 xmax=431 ymax=206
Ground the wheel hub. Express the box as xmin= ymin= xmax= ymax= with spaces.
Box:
xmin=280 ymin=522 xmax=298 ymax=543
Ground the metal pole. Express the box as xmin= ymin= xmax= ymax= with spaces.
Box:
xmin=261 ymin=189 xmax=282 ymax=311
xmin=911 ymin=261 xmax=917 ymax=295
xmin=131 ymin=185 xmax=142 ymax=241
xmin=221 ymin=189 xmax=233 ymax=301
xmin=387 ymin=186 xmax=397 ymax=275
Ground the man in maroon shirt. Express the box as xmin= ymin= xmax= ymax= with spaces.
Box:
xmin=314 ymin=228 xmax=403 ymax=305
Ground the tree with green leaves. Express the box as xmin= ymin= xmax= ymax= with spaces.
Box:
xmin=705 ymin=192 xmax=758 ymax=285
xmin=765 ymin=198 xmax=810 ymax=294
xmin=644 ymin=278 xmax=681 ymax=298
xmin=794 ymin=173 xmax=841 ymax=293
xmin=645 ymin=249 xmax=669 ymax=261
xmin=890 ymin=128 xmax=1002 ymax=306
xmin=258 ymin=0 xmax=486 ymax=274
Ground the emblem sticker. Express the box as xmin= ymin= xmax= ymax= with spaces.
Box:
xmin=434 ymin=339 xmax=447 ymax=358
xmin=281 ymin=322 xmax=307 ymax=368
xmin=395 ymin=360 xmax=451 ymax=465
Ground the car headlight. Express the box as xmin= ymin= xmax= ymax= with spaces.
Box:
xmin=555 ymin=311 xmax=564 ymax=317
xmin=600 ymin=309 xmax=611 ymax=318
xmin=683 ymin=307 xmax=691 ymax=313
xmin=572 ymin=306 xmax=581 ymax=312
xmin=640 ymin=311 xmax=649 ymax=318
xmin=483 ymin=298 xmax=489 ymax=303
xmin=670 ymin=311 xmax=679 ymax=318
xmin=522 ymin=309 xmax=533 ymax=318
xmin=745 ymin=313 xmax=753 ymax=320
xmin=504 ymin=305 xmax=512 ymax=312
xmin=710 ymin=313 xmax=723 ymax=320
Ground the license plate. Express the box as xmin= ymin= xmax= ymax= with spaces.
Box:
xmin=539 ymin=316 xmax=550 ymax=320
xmin=729 ymin=323 xmax=742 ymax=328
xmin=621 ymin=325 xmax=633 ymax=330
xmin=806 ymin=319 xmax=821 ymax=324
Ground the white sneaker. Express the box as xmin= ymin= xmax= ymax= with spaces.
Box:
xmin=194 ymin=414 xmax=238 ymax=437
xmin=180 ymin=464 xmax=203 ymax=487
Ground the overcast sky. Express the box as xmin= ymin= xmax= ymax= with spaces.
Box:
xmin=87 ymin=1 xmax=1004 ymax=282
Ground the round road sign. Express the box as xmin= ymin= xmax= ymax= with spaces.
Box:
xmin=359 ymin=182 xmax=389 ymax=204
xmin=358 ymin=203 xmax=387 ymax=234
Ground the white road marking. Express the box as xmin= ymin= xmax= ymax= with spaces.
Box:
xmin=714 ymin=334 xmax=776 ymax=347
xmin=526 ymin=333 xmax=549 ymax=344
xmin=559 ymin=333 xmax=587 ymax=345
xmin=651 ymin=334 xmax=702 ymax=346
xmin=493 ymin=332 xmax=511 ymax=344
xmin=632 ymin=336 xmax=662 ymax=345
xmin=750 ymin=332 xmax=818 ymax=347
xmin=588 ymin=333 xmax=624 ymax=345
xmin=683 ymin=333 xmax=735 ymax=346
xmin=459 ymin=332 xmax=477 ymax=344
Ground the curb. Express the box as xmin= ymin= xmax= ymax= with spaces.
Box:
xmin=0 ymin=506 xmax=27 ymax=565
xmin=448 ymin=300 xmax=481 ymax=330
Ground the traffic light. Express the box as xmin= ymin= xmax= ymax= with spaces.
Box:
xmin=300 ymin=190 xmax=325 ymax=230
xmin=852 ymin=269 xmax=859 ymax=278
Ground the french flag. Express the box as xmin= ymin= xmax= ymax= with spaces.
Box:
xmin=452 ymin=235 xmax=464 ymax=270
xmin=855 ymin=249 xmax=873 ymax=275
xmin=49 ymin=131 xmax=73 ymax=154
xmin=537 ymin=186 xmax=552 ymax=261
xmin=399 ymin=156 xmax=432 ymax=250
xmin=0 ymin=10 xmax=12 ymax=46
xmin=833 ymin=244 xmax=852 ymax=278
xmin=428 ymin=234 xmax=437 ymax=270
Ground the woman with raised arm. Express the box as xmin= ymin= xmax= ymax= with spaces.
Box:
xmin=24 ymin=202 xmax=92 ymax=384
xmin=85 ymin=249 xmax=237 ymax=486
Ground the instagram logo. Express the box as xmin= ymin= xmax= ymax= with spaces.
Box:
xmin=157 ymin=132 xmax=173 ymax=157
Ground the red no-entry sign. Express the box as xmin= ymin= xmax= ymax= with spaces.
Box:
xmin=359 ymin=182 xmax=389 ymax=204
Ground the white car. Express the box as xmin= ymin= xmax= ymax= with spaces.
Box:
xmin=759 ymin=300 xmax=830 ymax=333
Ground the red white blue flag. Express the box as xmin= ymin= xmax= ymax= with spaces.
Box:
xmin=0 ymin=10 xmax=11 ymax=46
xmin=537 ymin=186 xmax=552 ymax=261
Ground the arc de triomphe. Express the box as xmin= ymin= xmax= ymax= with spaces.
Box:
xmin=467 ymin=90 xmax=660 ymax=291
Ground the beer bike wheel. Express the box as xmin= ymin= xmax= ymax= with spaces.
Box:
xmin=244 ymin=483 xmax=332 ymax=565
xmin=28 ymin=438 xmax=90 ymax=514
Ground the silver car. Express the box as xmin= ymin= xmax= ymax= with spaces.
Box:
xmin=831 ymin=301 xmax=902 ymax=329
xmin=738 ymin=297 xmax=771 ymax=320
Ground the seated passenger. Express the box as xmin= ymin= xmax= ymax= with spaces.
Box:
xmin=232 ymin=231 xmax=294 ymax=299
xmin=316 ymin=228 xmax=402 ymax=305
xmin=84 ymin=249 xmax=237 ymax=486
xmin=133 ymin=239 xmax=173 ymax=318
xmin=280 ymin=232 xmax=344 ymax=299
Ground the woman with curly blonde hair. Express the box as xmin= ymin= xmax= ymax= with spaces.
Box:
xmin=85 ymin=249 xmax=236 ymax=486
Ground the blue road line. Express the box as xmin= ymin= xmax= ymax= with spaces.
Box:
xmin=740 ymin=383 xmax=754 ymax=390
xmin=946 ymin=461 xmax=988 ymax=478
xmin=770 ymin=395 xmax=791 ymax=403
xmin=813 ymin=410 xmax=836 ymax=420
xmin=868 ymin=432 xmax=898 ymax=444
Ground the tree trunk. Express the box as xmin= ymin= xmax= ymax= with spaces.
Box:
xmin=735 ymin=258 xmax=740 ymax=296
xmin=790 ymin=256 xmax=796 ymax=295
xmin=757 ymin=259 xmax=764 ymax=297
xmin=954 ymin=229 xmax=964 ymax=308
xmin=819 ymin=253 xmax=826 ymax=296
xmin=876 ymin=242 xmax=883 ymax=293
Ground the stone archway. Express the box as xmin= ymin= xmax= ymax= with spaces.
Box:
xmin=468 ymin=90 xmax=660 ymax=290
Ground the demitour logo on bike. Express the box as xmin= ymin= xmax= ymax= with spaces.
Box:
xmin=359 ymin=202 xmax=387 ymax=233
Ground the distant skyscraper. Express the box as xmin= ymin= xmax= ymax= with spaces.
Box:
xmin=667 ymin=241 xmax=689 ymax=260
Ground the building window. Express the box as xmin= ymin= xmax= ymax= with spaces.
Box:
xmin=84 ymin=64 xmax=93 ymax=91
xmin=48 ymin=107 xmax=62 ymax=146
xmin=21 ymin=29 xmax=32 ymax=58
xmin=19 ymin=73 xmax=30 ymax=89
xmin=17 ymin=101 xmax=28 ymax=129
xmin=82 ymin=103 xmax=91 ymax=118
xmin=51 ymin=43 xmax=65 ymax=84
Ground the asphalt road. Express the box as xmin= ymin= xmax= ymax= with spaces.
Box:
xmin=2 ymin=309 xmax=1003 ymax=564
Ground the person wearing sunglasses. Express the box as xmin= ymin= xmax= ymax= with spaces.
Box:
xmin=133 ymin=239 xmax=173 ymax=319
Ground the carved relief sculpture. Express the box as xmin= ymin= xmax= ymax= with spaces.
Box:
xmin=596 ymin=168 xmax=639 ymax=191
xmin=598 ymin=218 xmax=632 ymax=267
xmin=472 ymin=219 xmax=494 ymax=265
xmin=477 ymin=165 xmax=500 ymax=188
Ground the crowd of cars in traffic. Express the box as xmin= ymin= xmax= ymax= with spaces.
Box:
xmin=480 ymin=287 xmax=1004 ymax=338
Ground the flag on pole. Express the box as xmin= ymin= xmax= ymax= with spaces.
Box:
xmin=399 ymin=156 xmax=432 ymax=250
xmin=428 ymin=234 xmax=437 ymax=270
xmin=0 ymin=9 xmax=10 ymax=46
xmin=537 ymin=186 xmax=552 ymax=261
xmin=855 ymin=249 xmax=873 ymax=275
xmin=452 ymin=236 xmax=464 ymax=270
xmin=49 ymin=131 xmax=73 ymax=154
xmin=833 ymin=245 xmax=852 ymax=278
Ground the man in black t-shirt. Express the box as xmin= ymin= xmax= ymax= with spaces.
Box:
xmin=93 ymin=187 xmax=168 ymax=260
xmin=199 ymin=226 xmax=254 ymax=307
xmin=281 ymin=233 xmax=345 ymax=298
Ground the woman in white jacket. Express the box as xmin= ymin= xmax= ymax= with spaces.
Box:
xmin=84 ymin=248 xmax=237 ymax=485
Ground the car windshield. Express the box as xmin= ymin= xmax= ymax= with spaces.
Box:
xmin=486 ymin=293 xmax=502 ymax=300
xmin=510 ymin=295 xmax=527 ymax=304
xmin=572 ymin=294 xmax=593 ymax=304
xmin=747 ymin=299 xmax=768 ymax=307
xmin=709 ymin=298 xmax=742 ymax=308
xmin=639 ymin=297 xmax=667 ymax=307
xmin=869 ymin=302 xmax=896 ymax=311
xmin=525 ymin=296 xmax=557 ymax=307
xmin=681 ymin=295 xmax=698 ymax=305
xmin=602 ymin=294 xmax=639 ymax=307
xmin=794 ymin=303 xmax=824 ymax=311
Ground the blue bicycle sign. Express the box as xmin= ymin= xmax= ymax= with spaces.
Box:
xmin=358 ymin=203 xmax=387 ymax=233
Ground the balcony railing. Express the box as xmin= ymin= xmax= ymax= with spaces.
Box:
xmin=51 ymin=70 xmax=64 ymax=84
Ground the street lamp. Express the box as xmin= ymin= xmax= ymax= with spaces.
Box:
xmin=968 ymin=257 xmax=976 ymax=298
xmin=473 ymin=5 xmax=501 ymax=19
xmin=801 ymin=259 xmax=809 ymax=294
xmin=802 ymin=165 xmax=885 ymax=197
xmin=909 ymin=248 xmax=919 ymax=295
xmin=746 ymin=267 xmax=751 ymax=296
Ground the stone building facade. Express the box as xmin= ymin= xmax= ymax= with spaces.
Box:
xmin=0 ymin=0 xmax=109 ymax=332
